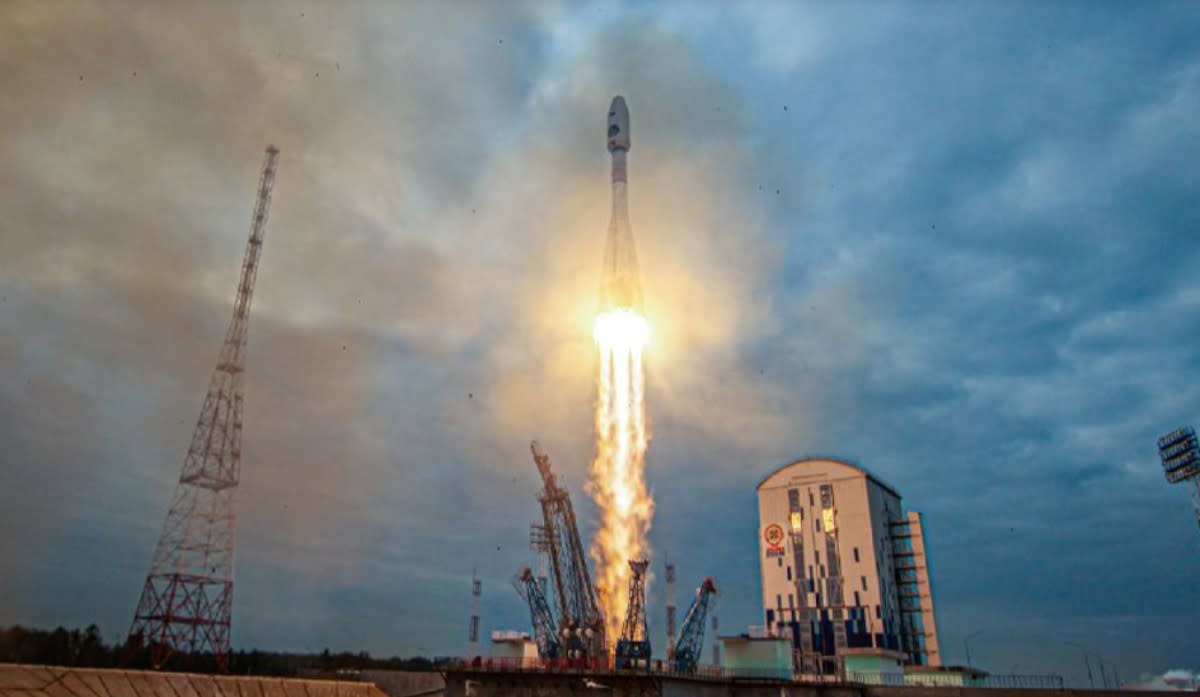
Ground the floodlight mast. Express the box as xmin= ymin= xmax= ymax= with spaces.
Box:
xmin=1157 ymin=426 xmax=1200 ymax=531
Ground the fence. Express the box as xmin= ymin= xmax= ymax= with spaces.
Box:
xmin=848 ymin=672 xmax=1065 ymax=689
xmin=452 ymin=659 xmax=1065 ymax=689
xmin=451 ymin=657 xmax=791 ymax=682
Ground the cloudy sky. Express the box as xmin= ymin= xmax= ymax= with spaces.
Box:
xmin=2 ymin=0 xmax=1199 ymax=685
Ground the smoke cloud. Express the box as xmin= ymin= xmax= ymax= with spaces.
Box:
xmin=1127 ymin=670 xmax=1200 ymax=691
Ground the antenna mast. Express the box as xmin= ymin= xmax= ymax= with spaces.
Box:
xmin=127 ymin=146 xmax=280 ymax=672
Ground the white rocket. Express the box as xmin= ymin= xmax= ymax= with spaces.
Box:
xmin=600 ymin=96 xmax=643 ymax=313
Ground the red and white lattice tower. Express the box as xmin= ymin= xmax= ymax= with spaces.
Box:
xmin=128 ymin=146 xmax=280 ymax=672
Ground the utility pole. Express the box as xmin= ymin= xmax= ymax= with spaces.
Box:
xmin=964 ymin=630 xmax=984 ymax=668
xmin=1065 ymin=642 xmax=1095 ymax=688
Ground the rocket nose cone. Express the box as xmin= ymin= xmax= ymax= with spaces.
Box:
xmin=607 ymin=95 xmax=630 ymax=151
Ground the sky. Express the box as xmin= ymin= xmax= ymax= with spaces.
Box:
xmin=1 ymin=0 xmax=1198 ymax=686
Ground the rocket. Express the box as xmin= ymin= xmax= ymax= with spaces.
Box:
xmin=607 ymin=95 xmax=631 ymax=154
xmin=600 ymin=96 xmax=643 ymax=313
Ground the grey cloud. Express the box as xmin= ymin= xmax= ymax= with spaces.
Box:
xmin=2 ymin=0 xmax=1200 ymax=682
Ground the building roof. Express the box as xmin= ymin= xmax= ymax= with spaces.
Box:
xmin=718 ymin=635 xmax=791 ymax=644
xmin=757 ymin=456 xmax=902 ymax=499
xmin=908 ymin=665 xmax=990 ymax=678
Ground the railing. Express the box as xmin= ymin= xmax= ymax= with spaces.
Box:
xmin=451 ymin=660 xmax=1064 ymax=689
xmin=450 ymin=657 xmax=791 ymax=682
xmin=848 ymin=672 xmax=1065 ymax=689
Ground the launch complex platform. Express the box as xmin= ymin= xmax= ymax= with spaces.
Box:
xmin=1 ymin=663 xmax=1182 ymax=697
xmin=442 ymin=663 xmax=1175 ymax=697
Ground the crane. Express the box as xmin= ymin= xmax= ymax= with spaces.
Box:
xmin=530 ymin=441 xmax=606 ymax=661
xmin=514 ymin=565 xmax=560 ymax=659
xmin=614 ymin=559 xmax=651 ymax=669
xmin=672 ymin=577 xmax=717 ymax=673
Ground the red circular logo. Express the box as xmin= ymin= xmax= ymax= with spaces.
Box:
xmin=763 ymin=524 xmax=785 ymax=546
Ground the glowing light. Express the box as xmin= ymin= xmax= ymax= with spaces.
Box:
xmin=589 ymin=307 xmax=653 ymax=644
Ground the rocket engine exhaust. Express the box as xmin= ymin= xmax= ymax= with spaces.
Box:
xmin=589 ymin=95 xmax=654 ymax=646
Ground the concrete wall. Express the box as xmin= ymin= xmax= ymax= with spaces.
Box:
xmin=358 ymin=670 xmax=444 ymax=697
xmin=0 ymin=665 xmax=390 ymax=697
xmin=446 ymin=673 xmax=657 ymax=697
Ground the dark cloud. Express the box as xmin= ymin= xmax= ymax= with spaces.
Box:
xmin=2 ymin=0 xmax=1199 ymax=684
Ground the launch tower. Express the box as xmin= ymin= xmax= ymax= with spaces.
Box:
xmin=614 ymin=560 xmax=650 ymax=669
xmin=530 ymin=441 xmax=606 ymax=661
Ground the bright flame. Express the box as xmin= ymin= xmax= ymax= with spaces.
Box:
xmin=589 ymin=307 xmax=653 ymax=644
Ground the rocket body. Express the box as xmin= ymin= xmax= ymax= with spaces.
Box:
xmin=600 ymin=96 xmax=643 ymax=313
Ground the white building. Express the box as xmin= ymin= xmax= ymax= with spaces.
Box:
xmin=757 ymin=457 xmax=941 ymax=676
xmin=489 ymin=630 xmax=537 ymax=661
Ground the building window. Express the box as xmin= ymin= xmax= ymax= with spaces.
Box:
xmin=861 ymin=576 xmax=868 ymax=591
xmin=815 ymin=517 xmax=821 ymax=533
xmin=777 ymin=557 xmax=783 ymax=567
xmin=854 ymin=591 xmax=861 ymax=607
xmin=815 ymin=592 xmax=822 ymax=606
xmin=853 ymin=547 xmax=860 ymax=563
xmin=814 ymin=550 xmax=821 ymax=565
xmin=808 ymin=566 xmax=814 ymax=581
xmin=787 ymin=566 xmax=792 ymax=581
xmin=777 ymin=594 xmax=783 ymax=609
xmin=820 ymin=565 xmax=826 ymax=577
xmin=788 ymin=488 xmax=801 ymax=510
xmin=809 ymin=490 xmax=814 ymax=506
xmin=788 ymin=593 xmax=795 ymax=608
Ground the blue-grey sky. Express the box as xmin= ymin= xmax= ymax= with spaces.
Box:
xmin=1 ymin=0 xmax=1198 ymax=686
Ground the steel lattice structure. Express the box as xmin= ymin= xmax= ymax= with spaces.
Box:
xmin=672 ymin=577 xmax=717 ymax=674
xmin=614 ymin=559 xmax=650 ymax=669
xmin=127 ymin=146 xmax=279 ymax=672
xmin=514 ymin=565 xmax=560 ymax=659
xmin=469 ymin=569 xmax=482 ymax=653
xmin=529 ymin=523 xmax=553 ymax=602
xmin=529 ymin=441 xmax=606 ymax=660
xmin=664 ymin=561 xmax=677 ymax=660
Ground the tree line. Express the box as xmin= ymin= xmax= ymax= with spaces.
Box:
xmin=0 ymin=625 xmax=445 ymax=676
